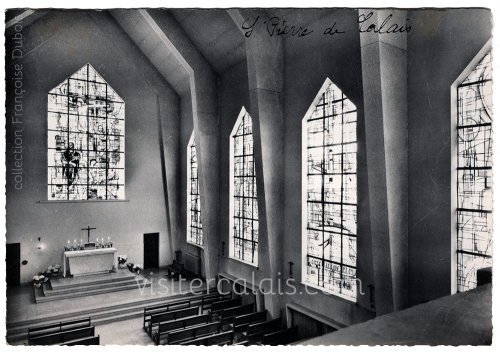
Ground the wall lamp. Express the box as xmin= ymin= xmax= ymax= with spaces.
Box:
xmin=37 ymin=237 xmax=42 ymax=250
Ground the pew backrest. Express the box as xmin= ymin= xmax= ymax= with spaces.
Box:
xmin=261 ymin=326 xmax=299 ymax=345
xmin=28 ymin=317 xmax=91 ymax=341
xmin=180 ymin=331 xmax=234 ymax=346
xmin=143 ymin=299 xmax=190 ymax=328
xmin=148 ymin=306 xmax=199 ymax=336
xmin=200 ymin=293 xmax=232 ymax=312
xmin=233 ymin=310 xmax=267 ymax=331
xmin=29 ymin=326 xmax=95 ymax=345
xmin=246 ymin=318 xmax=282 ymax=342
xmin=154 ymin=314 xmax=210 ymax=345
xmin=220 ymin=303 xmax=255 ymax=324
xmin=64 ymin=335 xmax=100 ymax=346
xmin=166 ymin=322 xmax=220 ymax=345
xmin=208 ymin=297 xmax=242 ymax=320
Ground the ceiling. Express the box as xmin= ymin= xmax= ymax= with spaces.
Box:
xmin=13 ymin=8 xmax=339 ymax=97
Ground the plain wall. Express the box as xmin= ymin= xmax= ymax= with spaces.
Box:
xmin=5 ymin=11 xmax=179 ymax=283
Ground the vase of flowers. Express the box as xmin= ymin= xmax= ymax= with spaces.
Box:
xmin=118 ymin=255 xmax=128 ymax=269
xmin=47 ymin=264 xmax=61 ymax=277
xmin=126 ymin=262 xmax=142 ymax=274
xmin=32 ymin=275 xmax=45 ymax=287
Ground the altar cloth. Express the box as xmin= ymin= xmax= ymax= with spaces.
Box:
xmin=63 ymin=248 xmax=118 ymax=277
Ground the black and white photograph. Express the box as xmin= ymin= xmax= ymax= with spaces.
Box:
xmin=3 ymin=2 xmax=496 ymax=346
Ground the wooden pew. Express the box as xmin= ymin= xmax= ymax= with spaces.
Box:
xmin=230 ymin=310 xmax=267 ymax=333
xmin=163 ymin=322 xmax=221 ymax=345
xmin=147 ymin=306 xmax=199 ymax=337
xmin=207 ymin=297 xmax=242 ymax=321
xmin=180 ymin=331 xmax=234 ymax=346
xmin=166 ymin=260 xmax=184 ymax=279
xmin=62 ymin=335 xmax=100 ymax=346
xmin=29 ymin=326 xmax=95 ymax=345
xmin=219 ymin=303 xmax=255 ymax=327
xmin=143 ymin=298 xmax=190 ymax=330
xmin=261 ymin=326 xmax=299 ymax=345
xmin=28 ymin=317 xmax=91 ymax=342
xmin=244 ymin=318 xmax=282 ymax=344
xmin=199 ymin=292 xmax=232 ymax=314
xmin=153 ymin=314 xmax=210 ymax=345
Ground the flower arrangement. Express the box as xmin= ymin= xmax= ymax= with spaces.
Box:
xmin=47 ymin=264 xmax=61 ymax=277
xmin=126 ymin=262 xmax=142 ymax=274
xmin=118 ymin=255 xmax=128 ymax=268
xmin=32 ymin=275 xmax=45 ymax=287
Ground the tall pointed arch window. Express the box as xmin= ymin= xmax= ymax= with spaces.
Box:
xmin=229 ymin=107 xmax=258 ymax=265
xmin=456 ymin=50 xmax=492 ymax=292
xmin=48 ymin=64 xmax=125 ymax=200
xmin=302 ymin=79 xmax=357 ymax=301
xmin=187 ymin=131 xmax=203 ymax=246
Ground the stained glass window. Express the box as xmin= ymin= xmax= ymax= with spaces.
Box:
xmin=187 ymin=132 xmax=203 ymax=246
xmin=48 ymin=64 xmax=125 ymax=200
xmin=456 ymin=51 xmax=492 ymax=292
xmin=303 ymin=80 xmax=357 ymax=301
xmin=230 ymin=108 xmax=258 ymax=265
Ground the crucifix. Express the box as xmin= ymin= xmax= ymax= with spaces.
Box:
xmin=82 ymin=226 xmax=96 ymax=243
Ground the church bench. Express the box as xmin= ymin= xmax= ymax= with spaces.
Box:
xmin=59 ymin=335 xmax=100 ymax=346
xmin=244 ymin=318 xmax=282 ymax=344
xmin=219 ymin=303 xmax=255 ymax=328
xmin=199 ymin=292 xmax=232 ymax=314
xmin=207 ymin=297 xmax=242 ymax=321
xmin=29 ymin=326 xmax=95 ymax=345
xmin=143 ymin=298 xmax=191 ymax=330
xmin=28 ymin=317 xmax=91 ymax=342
xmin=153 ymin=314 xmax=210 ymax=345
xmin=166 ymin=260 xmax=184 ymax=279
xmin=147 ymin=306 xmax=199 ymax=337
xmin=163 ymin=322 xmax=221 ymax=345
xmin=230 ymin=310 xmax=268 ymax=333
xmin=180 ymin=331 xmax=234 ymax=346
xmin=261 ymin=325 xmax=299 ymax=345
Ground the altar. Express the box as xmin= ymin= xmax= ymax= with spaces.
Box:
xmin=63 ymin=248 xmax=118 ymax=277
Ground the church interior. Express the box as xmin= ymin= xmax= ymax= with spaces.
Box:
xmin=5 ymin=8 xmax=493 ymax=345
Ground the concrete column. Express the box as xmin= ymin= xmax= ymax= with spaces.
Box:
xmin=158 ymin=96 xmax=181 ymax=260
xmin=228 ymin=9 xmax=284 ymax=319
xmin=142 ymin=10 xmax=220 ymax=283
xmin=359 ymin=9 xmax=409 ymax=315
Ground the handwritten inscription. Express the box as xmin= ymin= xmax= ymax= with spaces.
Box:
xmin=241 ymin=12 xmax=410 ymax=38
xmin=358 ymin=12 xmax=411 ymax=34
xmin=242 ymin=16 xmax=313 ymax=38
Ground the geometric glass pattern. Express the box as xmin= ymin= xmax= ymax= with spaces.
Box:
xmin=304 ymin=81 xmax=357 ymax=301
xmin=48 ymin=63 xmax=125 ymax=200
xmin=187 ymin=132 xmax=203 ymax=246
xmin=230 ymin=108 xmax=258 ymax=265
xmin=456 ymin=51 xmax=492 ymax=292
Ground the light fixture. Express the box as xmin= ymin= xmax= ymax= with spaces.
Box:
xmin=37 ymin=237 xmax=42 ymax=250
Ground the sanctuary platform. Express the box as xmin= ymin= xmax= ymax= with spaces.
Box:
xmin=35 ymin=269 xmax=150 ymax=303
xmin=7 ymin=267 xmax=212 ymax=344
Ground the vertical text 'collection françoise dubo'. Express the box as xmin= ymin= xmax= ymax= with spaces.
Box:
xmin=11 ymin=20 xmax=24 ymax=190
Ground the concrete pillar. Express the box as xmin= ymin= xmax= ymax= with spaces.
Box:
xmin=228 ymin=9 xmax=284 ymax=319
xmin=142 ymin=10 xmax=220 ymax=283
xmin=359 ymin=9 xmax=409 ymax=315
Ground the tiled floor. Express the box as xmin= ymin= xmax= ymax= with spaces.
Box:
xmin=7 ymin=267 xmax=209 ymax=345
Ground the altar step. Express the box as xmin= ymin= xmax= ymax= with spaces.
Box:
xmin=7 ymin=288 xmax=217 ymax=343
xmin=35 ymin=271 xmax=151 ymax=303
